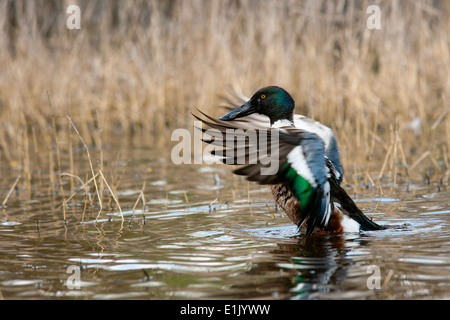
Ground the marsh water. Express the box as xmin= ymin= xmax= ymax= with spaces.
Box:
xmin=0 ymin=141 xmax=449 ymax=300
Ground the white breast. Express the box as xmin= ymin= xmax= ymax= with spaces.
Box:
xmin=272 ymin=119 xmax=294 ymax=128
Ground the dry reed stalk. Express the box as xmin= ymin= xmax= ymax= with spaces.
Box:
xmin=2 ymin=175 xmax=20 ymax=207
xmin=66 ymin=116 xmax=103 ymax=222
xmin=0 ymin=0 xmax=448 ymax=191
xmin=96 ymin=111 xmax=105 ymax=201
xmin=265 ymin=204 xmax=276 ymax=219
xmin=377 ymin=143 xmax=393 ymax=185
xmin=409 ymin=151 xmax=431 ymax=172
xmin=368 ymin=100 xmax=381 ymax=160
xmin=131 ymin=182 xmax=146 ymax=215
xmin=112 ymin=162 xmax=130 ymax=195
xmin=372 ymin=185 xmax=384 ymax=221
xmin=48 ymin=150 xmax=56 ymax=196
xmin=68 ymin=102 xmax=75 ymax=192
xmin=443 ymin=145 xmax=449 ymax=173
xmin=396 ymin=133 xmax=409 ymax=177
xmin=209 ymin=197 xmax=219 ymax=211
xmin=183 ymin=191 xmax=189 ymax=204
xmin=99 ymin=170 xmax=123 ymax=221
xmin=0 ymin=131 xmax=13 ymax=166
xmin=30 ymin=127 xmax=44 ymax=191
xmin=48 ymin=92 xmax=67 ymax=220
xmin=58 ymin=172 xmax=99 ymax=210
xmin=21 ymin=129 xmax=31 ymax=197
xmin=83 ymin=173 xmax=90 ymax=223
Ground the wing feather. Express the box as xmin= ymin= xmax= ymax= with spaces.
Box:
xmin=192 ymin=109 xmax=333 ymax=236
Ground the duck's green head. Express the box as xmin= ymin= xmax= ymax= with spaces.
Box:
xmin=219 ymin=86 xmax=295 ymax=125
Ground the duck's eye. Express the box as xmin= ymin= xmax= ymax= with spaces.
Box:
xmin=261 ymin=94 xmax=266 ymax=99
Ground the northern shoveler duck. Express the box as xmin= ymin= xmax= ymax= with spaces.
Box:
xmin=193 ymin=86 xmax=385 ymax=236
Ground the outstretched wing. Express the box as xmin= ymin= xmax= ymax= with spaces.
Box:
xmin=192 ymin=109 xmax=333 ymax=236
xmin=275 ymin=130 xmax=333 ymax=236
xmin=218 ymin=92 xmax=344 ymax=182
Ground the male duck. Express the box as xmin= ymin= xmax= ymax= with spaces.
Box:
xmin=194 ymin=86 xmax=385 ymax=236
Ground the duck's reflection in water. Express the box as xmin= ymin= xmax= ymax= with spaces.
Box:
xmin=224 ymin=232 xmax=373 ymax=299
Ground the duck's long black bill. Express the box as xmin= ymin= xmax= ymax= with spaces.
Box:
xmin=219 ymin=101 xmax=255 ymax=121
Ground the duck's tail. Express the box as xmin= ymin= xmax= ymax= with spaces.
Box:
xmin=329 ymin=176 xmax=385 ymax=231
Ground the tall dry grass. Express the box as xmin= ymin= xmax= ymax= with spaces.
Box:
xmin=0 ymin=0 xmax=449 ymax=196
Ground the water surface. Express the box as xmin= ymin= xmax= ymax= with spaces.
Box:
xmin=0 ymin=144 xmax=449 ymax=299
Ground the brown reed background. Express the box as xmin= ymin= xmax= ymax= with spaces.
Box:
xmin=0 ymin=0 xmax=449 ymax=194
